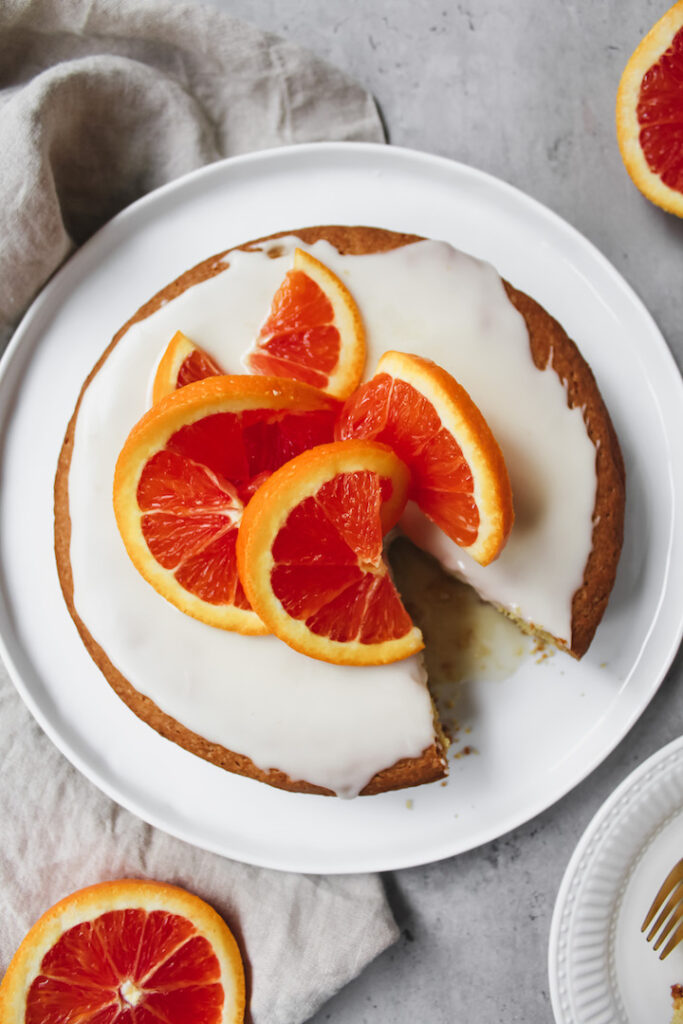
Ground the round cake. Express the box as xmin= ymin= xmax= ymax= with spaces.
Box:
xmin=54 ymin=226 xmax=625 ymax=797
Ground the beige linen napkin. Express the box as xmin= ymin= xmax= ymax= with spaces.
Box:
xmin=0 ymin=2 xmax=397 ymax=1021
xmin=0 ymin=0 xmax=384 ymax=346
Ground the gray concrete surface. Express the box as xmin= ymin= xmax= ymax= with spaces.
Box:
xmin=185 ymin=1 xmax=683 ymax=1021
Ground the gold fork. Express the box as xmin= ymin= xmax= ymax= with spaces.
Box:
xmin=642 ymin=858 xmax=683 ymax=959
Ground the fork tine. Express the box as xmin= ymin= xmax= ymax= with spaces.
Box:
xmin=652 ymin=892 xmax=683 ymax=950
xmin=647 ymin=883 xmax=683 ymax=942
xmin=642 ymin=858 xmax=683 ymax=931
xmin=659 ymin=910 xmax=683 ymax=960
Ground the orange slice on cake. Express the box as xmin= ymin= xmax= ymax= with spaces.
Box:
xmin=243 ymin=248 xmax=365 ymax=399
xmin=616 ymin=0 xmax=683 ymax=217
xmin=237 ymin=440 xmax=423 ymax=666
xmin=336 ymin=351 xmax=513 ymax=566
xmin=114 ymin=375 xmax=339 ymax=633
xmin=152 ymin=330 xmax=224 ymax=404
xmin=0 ymin=879 xmax=245 ymax=1024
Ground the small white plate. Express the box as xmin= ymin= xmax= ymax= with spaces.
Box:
xmin=0 ymin=142 xmax=682 ymax=873
xmin=549 ymin=736 xmax=683 ymax=1023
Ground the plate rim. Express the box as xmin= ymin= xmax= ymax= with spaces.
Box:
xmin=1 ymin=140 xmax=682 ymax=873
xmin=547 ymin=733 xmax=683 ymax=1023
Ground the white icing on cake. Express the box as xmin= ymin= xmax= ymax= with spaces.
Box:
xmin=67 ymin=236 xmax=596 ymax=796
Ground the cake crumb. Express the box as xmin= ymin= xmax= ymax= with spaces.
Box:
xmin=453 ymin=745 xmax=479 ymax=759
xmin=405 ymin=799 xmax=414 ymax=810
xmin=534 ymin=641 xmax=556 ymax=664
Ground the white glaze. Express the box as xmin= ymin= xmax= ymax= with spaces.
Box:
xmin=68 ymin=236 xmax=596 ymax=796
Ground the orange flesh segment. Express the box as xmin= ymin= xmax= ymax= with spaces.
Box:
xmin=152 ymin=333 xmax=225 ymax=406
xmin=177 ymin=348 xmax=224 ymax=388
xmin=246 ymin=269 xmax=341 ymax=389
xmin=337 ymin=373 xmax=479 ymax=546
xmin=637 ymin=24 xmax=683 ymax=190
xmin=137 ymin=407 xmax=337 ymax=607
xmin=271 ymin=470 xmax=413 ymax=644
xmin=26 ymin=909 xmax=223 ymax=1024
xmin=138 ymin=452 xmax=246 ymax=607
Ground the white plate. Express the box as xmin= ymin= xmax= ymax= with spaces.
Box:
xmin=0 ymin=142 xmax=681 ymax=874
xmin=549 ymin=736 xmax=683 ymax=1023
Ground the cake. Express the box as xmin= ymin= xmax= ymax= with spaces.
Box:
xmin=54 ymin=226 xmax=625 ymax=797
xmin=672 ymin=985 xmax=683 ymax=1024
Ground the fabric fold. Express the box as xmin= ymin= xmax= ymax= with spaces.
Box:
xmin=0 ymin=0 xmax=384 ymax=343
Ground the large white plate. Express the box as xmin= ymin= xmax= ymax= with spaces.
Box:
xmin=549 ymin=736 xmax=683 ymax=1023
xmin=0 ymin=142 xmax=681 ymax=874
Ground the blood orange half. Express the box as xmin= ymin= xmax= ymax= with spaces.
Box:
xmin=0 ymin=879 xmax=245 ymax=1024
xmin=336 ymin=351 xmax=513 ymax=566
xmin=237 ymin=440 xmax=424 ymax=665
xmin=243 ymin=248 xmax=365 ymax=399
xmin=152 ymin=330 xmax=224 ymax=405
xmin=114 ymin=375 xmax=339 ymax=633
xmin=616 ymin=0 xmax=683 ymax=217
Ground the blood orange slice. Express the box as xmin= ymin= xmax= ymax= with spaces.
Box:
xmin=237 ymin=439 xmax=424 ymax=666
xmin=243 ymin=248 xmax=365 ymax=399
xmin=152 ymin=330 xmax=224 ymax=404
xmin=616 ymin=0 xmax=683 ymax=217
xmin=114 ymin=375 xmax=339 ymax=633
xmin=0 ymin=879 xmax=245 ymax=1024
xmin=336 ymin=351 xmax=513 ymax=566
